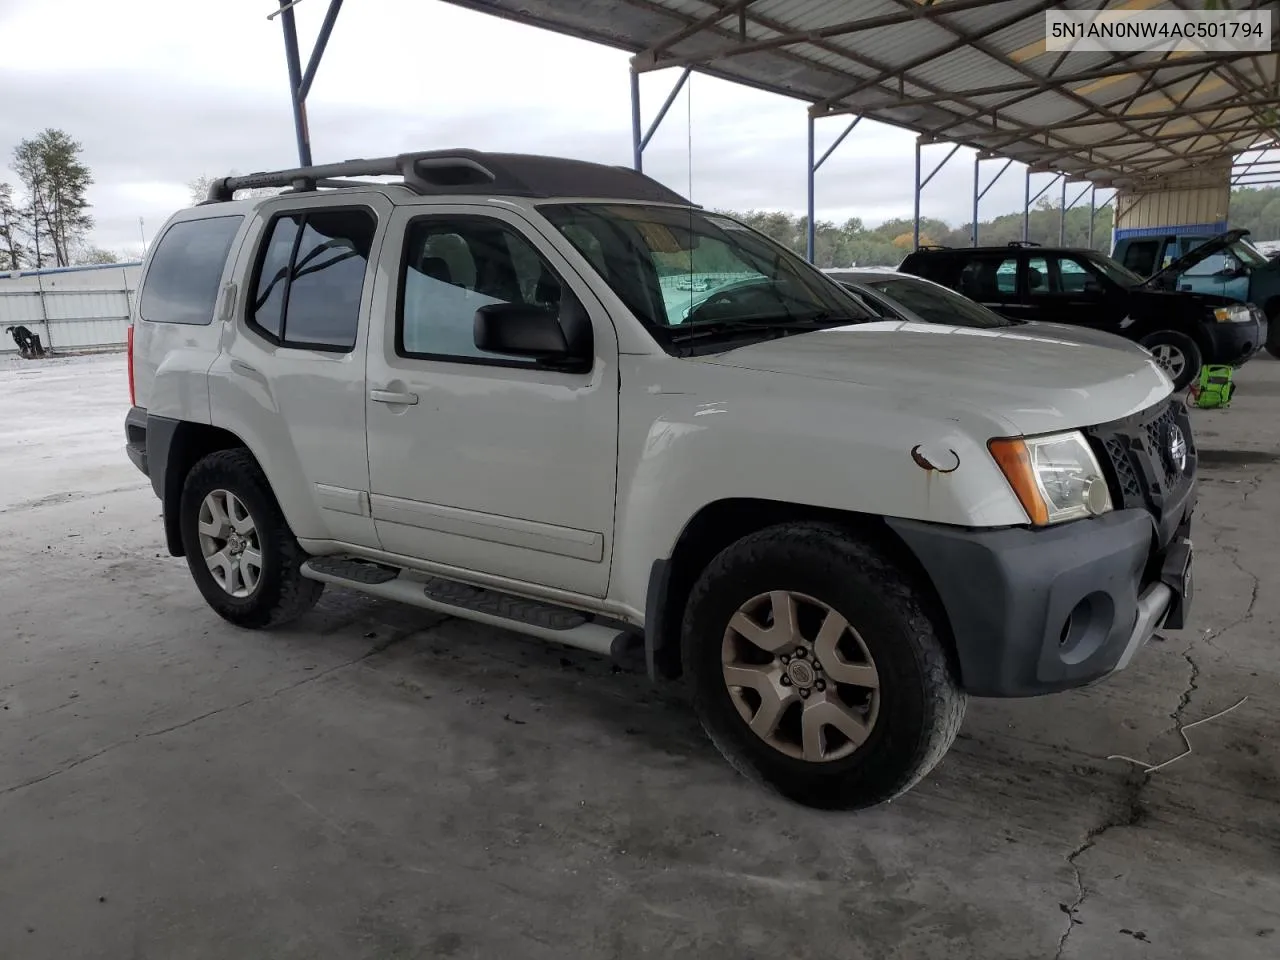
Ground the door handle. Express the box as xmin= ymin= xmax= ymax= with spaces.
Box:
xmin=369 ymin=389 xmax=419 ymax=405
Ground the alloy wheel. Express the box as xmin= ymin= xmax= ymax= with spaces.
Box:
xmin=721 ymin=590 xmax=881 ymax=762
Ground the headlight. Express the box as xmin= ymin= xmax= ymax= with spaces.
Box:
xmin=1213 ymin=305 xmax=1252 ymax=324
xmin=988 ymin=431 xmax=1112 ymax=525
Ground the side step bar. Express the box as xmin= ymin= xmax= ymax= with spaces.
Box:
xmin=301 ymin=557 xmax=642 ymax=664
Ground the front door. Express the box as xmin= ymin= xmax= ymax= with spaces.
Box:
xmin=364 ymin=205 xmax=619 ymax=598
xmin=1028 ymin=253 xmax=1128 ymax=333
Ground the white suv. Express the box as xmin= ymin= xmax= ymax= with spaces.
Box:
xmin=124 ymin=150 xmax=1197 ymax=809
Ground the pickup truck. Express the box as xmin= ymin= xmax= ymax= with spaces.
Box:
xmin=124 ymin=150 xmax=1196 ymax=809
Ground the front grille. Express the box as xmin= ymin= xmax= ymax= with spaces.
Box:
xmin=1083 ymin=397 xmax=1196 ymax=521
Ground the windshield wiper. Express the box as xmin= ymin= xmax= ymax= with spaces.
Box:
xmin=667 ymin=315 xmax=851 ymax=345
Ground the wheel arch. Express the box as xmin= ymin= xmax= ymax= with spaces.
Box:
xmin=151 ymin=417 xmax=256 ymax=557
xmin=645 ymin=498 xmax=958 ymax=683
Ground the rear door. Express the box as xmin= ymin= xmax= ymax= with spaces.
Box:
xmin=954 ymin=251 xmax=1028 ymax=320
xmin=210 ymin=193 xmax=394 ymax=549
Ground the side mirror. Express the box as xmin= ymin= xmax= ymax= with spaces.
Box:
xmin=473 ymin=297 xmax=593 ymax=371
xmin=1220 ymin=257 xmax=1240 ymax=275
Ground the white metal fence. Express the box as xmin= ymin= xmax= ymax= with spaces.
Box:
xmin=0 ymin=262 xmax=141 ymax=355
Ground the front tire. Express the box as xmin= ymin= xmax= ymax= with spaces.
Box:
xmin=1139 ymin=330 xmax=1202 ymax=390
xmin=179 ymin=448 xmax=323 ymax=629
xmin=681 ymin=522 xmax=966 ymax=810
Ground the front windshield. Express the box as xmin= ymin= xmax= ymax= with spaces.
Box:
xmin=1228 ymin=237 xmax=1269 ymax=267
xmin=1083 ymin=252 xmax=1143 ymax=286
xmin=861 ymin=276 xmax=1016 ymax=329
xmin=539 ymin=203 xmax=873 ymax=346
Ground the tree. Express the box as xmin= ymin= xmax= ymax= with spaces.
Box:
xmin=75 ymin=246 xmax=121 ymax=265
xmin=11 ymin=129 xmax=94 ymax=268
xmin=0 ymin=182 xmax=26 ymax=271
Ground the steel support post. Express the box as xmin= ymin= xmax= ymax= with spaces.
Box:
xmin=807 ymin=115 xmax=816 ymax=262
xmin=1023 ymin=167 xmax=1031 ymax=242
xmin=806 ymin=114 xmax=860 ymax=263
xmin=276 ymin=0 xmax=344 ymax=167
xmin=973 ymin=158 xmax=1013 ymax=247
xmin=1023 ymin=173 xmax=1062 ymax=244
xmin=1060 ymin=175 xmax=1068 ymax=245
xmin=630 ymin=67 xmax=643 ymax=172
xmin=913 ymin=141 xmax=922 ymax=249
xmin=629 ymin=66 xmax=691 ymax=174
xmin=972 ymin=156 xmax=980 ymax=247
xmin=278 ymin=0 xmax=311 ymax=166
xmin=912 ymin=142 xmax=959 ymax=249
xmin=1088 ymin=185 xmax=1096 ymax=249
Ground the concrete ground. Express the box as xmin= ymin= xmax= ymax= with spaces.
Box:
xmin=0 ymin=351 xmax=1277 ymax=960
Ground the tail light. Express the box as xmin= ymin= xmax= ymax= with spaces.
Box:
xmin=127 ymin=324 xmax=136 ymax=407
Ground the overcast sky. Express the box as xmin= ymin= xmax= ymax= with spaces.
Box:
xmin=0 ymin=0 xmax=1052 ymax=259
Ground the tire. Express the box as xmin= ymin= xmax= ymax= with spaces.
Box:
xmin=1139 ymin=330 xmax=1202 ymax=391
xmin=1265 ymin=305 xmax=1280 ymax=359
xmin=179 ymin=448 xmax=323 ymax=629
xmin=681 ymin=522 xmax=966 ymax=810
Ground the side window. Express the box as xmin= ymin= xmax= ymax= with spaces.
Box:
xmin=139 ymin=216 xmax=244 ymax=325
xmin=398 ymin=217 xmax=565 ymax=364
xmin=1182 ymin=250 xmax=1229 ymax=278
xmin=904 ymin=255 xmax=962 ymax=288
xmin=1056 ymin=256 xmax=1093 ymax=293
xmin=248 ymin=208 xmax=377 ymax=351
xmin=958 ymin=256 xmax=1018 ymax=300
xmin=1120 ymin=240 xmax=1159 ymax=277
xmin=1025 ymin=256 xmax=1052 ymax=295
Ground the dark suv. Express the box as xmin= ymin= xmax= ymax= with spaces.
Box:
xmin=898 ymin=242 xmax=1266 ymax=390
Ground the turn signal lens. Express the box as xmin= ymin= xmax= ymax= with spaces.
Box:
xmin=988 ymin=437 xmax=1049 ymax=525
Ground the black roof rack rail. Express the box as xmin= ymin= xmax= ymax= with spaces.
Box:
xmin=1006 ymin=240 xmax=1041 ymax=247
xmin=914 ymin=243 xmax=950 ymax=251
xmin=204 ymin=149 xmax=693 ymax=206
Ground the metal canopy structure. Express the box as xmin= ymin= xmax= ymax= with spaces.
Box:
xmin=440 ymin=0 xmax=1280 ymax=186
xmin=270 ymin=0 xmax=1280 ymax=261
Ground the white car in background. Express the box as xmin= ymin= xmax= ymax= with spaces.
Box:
xmin=824 ymin=267 xmax=1158 ymax=362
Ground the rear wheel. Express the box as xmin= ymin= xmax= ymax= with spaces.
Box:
xmin=682 ymin=522 xmax=966 ymax=810
xmin=1140 ymin=330 xmax=1202 ymax=390
xmin=179 ymin=449 xmax=323 ymax=629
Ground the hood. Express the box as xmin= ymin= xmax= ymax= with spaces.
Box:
xmin=698 ymin=321 xmax=1171 ymax=436
xmin=1145 ymin=228 xmax=1249 ymax=285
xmin=1021 ymin=320 xmax=1150 ymax=357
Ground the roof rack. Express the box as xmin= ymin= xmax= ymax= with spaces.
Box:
xmin=1006 ymin=240 xmax=1041 ymax=247
xmin=204 ymin=149 xmax=693 ymax=207
xmin=914 ymin=243 xmax=950 ymax=251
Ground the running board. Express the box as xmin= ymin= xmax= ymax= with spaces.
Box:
xmin=301 ymin=557 xmax=629 ymax=659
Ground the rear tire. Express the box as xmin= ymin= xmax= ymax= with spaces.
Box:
xmin=1139 ymin=330 xmax=1202 ymax=391
xmin=179 ymin=448 xmax=323 ymax=629
xmin=681 ymin=522 xmax=965 ymax=810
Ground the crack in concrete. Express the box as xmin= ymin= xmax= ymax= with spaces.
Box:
xmin=1055 ymin=776 xmax=1148 ymax=959
xmin=0 ymin=627 xmax=425 ymax=799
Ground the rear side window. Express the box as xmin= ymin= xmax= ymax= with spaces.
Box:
xmin=957 ymin=255 xmax=1018 ymax=299
xmin=248 ymin=208 xmax=377 ymax=352
xmin=138 ymin=216 xmax=244 ymax=325
xmin=902 ymin=254 xmax=963 ymax=288
xmin=1120 ymin=240 xmax=1159 ymax=276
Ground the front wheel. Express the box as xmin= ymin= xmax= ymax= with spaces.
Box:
xmin=179 ymin=448 xmax=323 ymax=629
xmin=1140 ymin=330 xmax=1202 ymax=391
xmin=681 ymin=522 xmax=966 ymax=810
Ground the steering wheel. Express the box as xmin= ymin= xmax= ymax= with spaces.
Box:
xmin=685 ymin=281 xmax=780 ymax=324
